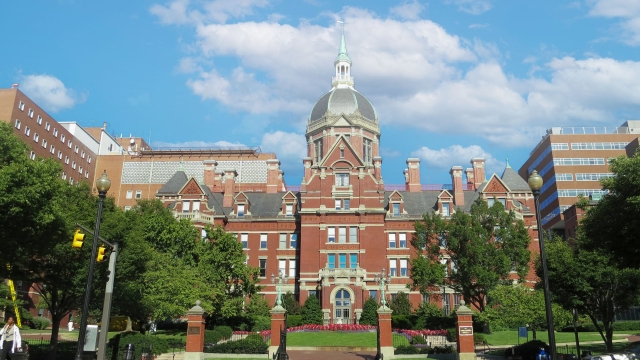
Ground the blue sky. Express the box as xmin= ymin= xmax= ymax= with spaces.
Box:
xmin=2 ymin=0 xmax=640 ymax=186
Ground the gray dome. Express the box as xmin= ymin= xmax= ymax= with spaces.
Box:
xmin=309 ymin=88 xmax=377 ymax=123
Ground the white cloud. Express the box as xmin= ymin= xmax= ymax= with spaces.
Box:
xmin=588 ymin=0 xmax=640 ymax=45
xmin=20 ymin=74 xmax=84 ymax=113
xmin=150 ymin=0 xmax=268 ymax=25
xmin=445 ymin=0 xmax=493 ymax=15
xmin=260 ymin=131 xmax=307 ymax=164
xmin=412 ymin=144 xmax=504 ymax=174
xmin=468 ymin=23 xmax=489 ymax=29
xmin=390 ymin=1 xmax=425 ymax=20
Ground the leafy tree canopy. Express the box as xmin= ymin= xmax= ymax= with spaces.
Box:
xmin=301 ymin=296 xmax=323 ymax=325
xmin=389 ymin=291 xmax=413 ymax=316
xmin=359 ymin=296 xmax=379 ymax=326
xmin=282 ymin=291 xmax=301 ymax=315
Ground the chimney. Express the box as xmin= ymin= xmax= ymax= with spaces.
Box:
xmin=465 ymin=168 xmax=475 ymax=190
xmin=203 ymin=160 xmax=218 ymax=190
xmin=373 ymin=157 xmax=383 ymax=182
xmin=406 ymin=158 xmax=421 ymax=192
xmin=301 ymin=157 xmax=313 ymax=191
xmin=266 ymin=159 xmax=281 ymax=194
xmin=223 ymin=169 xmax=237 ymax=207
xmin=450 ymin=166 xmax=465 ymax=207
xmin=471 ymin=158 xmax=486 ymax=189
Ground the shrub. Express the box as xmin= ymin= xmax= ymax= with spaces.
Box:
xmin=204 ymin=330 xmax=223 ymax=345
xmin=156 ymin=318 xmax=188 ymax=331
xmin=251 ymin=316 xmax=271 ymax=331
xmin=245 ymin=334 xmax=264 ymax=343
xmin=214 ymin=326 xmax=233 ymax=339
xmin=446 ymin=328 xmax=457 ymax=342
xmin=508 ymin=340 xmax=549 ymax=360
xmin=474 ymin=333 xmax=486 ymax=344
xmin=395 ymin=345 xmax=419 ymax=354
xmin=286 ymin=315 xmax=303 ymax=328
xmin=560 ymin=320 xmax=640 ymax=332
xmin=106 ymin=331 xmax=171 ymax=360
xmin=411 ymin=335 xmax=427 ymax=345
xmin=301 ymin=296 xmax=323 ymax=325
xmin=392 ymin=315 xmax=412 ymax=330
xmin=389 ymin=292 xmax=413 ymax=316
xmin=205 ymin=339 xmax=267 ymax=354
xmin=245 ymin=296 xmax=271 ymax=318
xmin=30 ymin=317 xmax=51 ymax=330
xmin=282 ymin=292 xmax=302 ymax=315
xmin=360 ymin=297 xmax=379 ymax=326
xmin=432 ymin=345 xmax=456 ymax=354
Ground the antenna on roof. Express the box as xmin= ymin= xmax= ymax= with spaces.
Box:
xmin=336 ymin=19 xmax=345 ymax=32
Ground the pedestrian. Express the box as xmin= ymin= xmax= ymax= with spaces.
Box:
xmin=0 ymin=316 xmax=22 ymax=360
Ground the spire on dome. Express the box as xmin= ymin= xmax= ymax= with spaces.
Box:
xmin=332 ymin=23 xmax=354 ymax=88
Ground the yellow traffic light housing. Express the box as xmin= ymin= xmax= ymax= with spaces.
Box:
xmin=96 ymin=246 xmax=107 ymax=262
xmin=72 ymin=230 xmax=86 ymax=249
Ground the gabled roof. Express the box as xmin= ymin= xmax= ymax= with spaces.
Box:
xmin=178 ymin=177 xmax=204 ymax=196
xmin=157 ymin=171 xmax=189 ymax=195
xmin=482 ymin=174 xmax=510 ymax=193
xmin=320 ymin=134 xmax=365 ymax=168
xmin=501 ymin=166 xmax=531 ymax=191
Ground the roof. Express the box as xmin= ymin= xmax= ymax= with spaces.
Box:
xmin=501 ymin=166 xmax=530 ymax=191
xmin=309 ymin=88 xmax=377 ymax=123
xmin=335 ymin=32 xmax=351 ymax=64
xmin=157 ymin=171 xmax=188 ymax=195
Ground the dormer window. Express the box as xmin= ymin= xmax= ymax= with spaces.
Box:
xmin=285 ymin=204 xmax=293 ymax=216
xmin=393 ymin=203 xmax=400 ymax=216
xmin=335 ymin=173 xmax=349 ymax=186
xmin=237 ymin=204 xmax=245 ymax=217
xmin=442 ymin=203 xmax=450 ymax=216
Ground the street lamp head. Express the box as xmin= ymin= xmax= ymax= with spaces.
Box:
xmin=382 ymin=268 xmax=386 ymax=277
xmin=316 ymin=284 xmax=322 ymax=291
xmin=271 ymin=273 xmax=275 ymax=284
xmin=96 ymin=170 xmax=111 ymax=193
xmin=528 ymin=170 xmax=543 ymax=192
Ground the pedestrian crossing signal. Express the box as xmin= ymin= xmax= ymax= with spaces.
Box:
xmin=72 ymin=230 xmax=85 ymax=249
xmin=96 ymin=246 xmax=106 ymax=262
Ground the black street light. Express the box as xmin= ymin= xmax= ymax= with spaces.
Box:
xmin=528 ymin=170 xmax=557 ymax=360
xmin=75 ymin=171 xmax=111 ymax=360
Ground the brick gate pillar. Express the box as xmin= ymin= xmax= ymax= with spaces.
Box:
xmin=185 ymin=300 xmax=205 ymax=360
xmin=377 ymin=305 xmax=394 ymax=359
xmin=456 ymin=300 xmax=476 ymax=360
xmin=269 ymin=304 xmax=287 ymax=357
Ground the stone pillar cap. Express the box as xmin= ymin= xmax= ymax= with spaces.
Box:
xmin=270 ymin=305 xmax=287 ymax=314
xmin=456 ymin=300 xmax=473 ymax=315
xmin=377 ymin=305 xmax=393 ymax=314
xmin=187 ymin=300 xmax=204 ymax=315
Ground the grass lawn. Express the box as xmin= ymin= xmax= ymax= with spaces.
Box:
xmin=287 ymin=331 xmax=378 ymax=347
xmin=483 ymin=331 xmax=629 ymax=346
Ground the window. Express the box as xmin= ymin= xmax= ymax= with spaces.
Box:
xmin=487 ymin=198 xmax=495 ymax=207
xmin=135 ymin=190 xmax=142 ymax=199
xmin=576 ymin=173 xmax=614 ymax=181
xmin=340 ymin=148 xmax=344 ymax=158
xmin=42 ymin=139 xmax=47 ymax=148
xmin=57 ymin=151 xmax=62 ymax=159
xmin=393 ymin=203 xmax=400 ymax=216
xmin=74 ymin=146 xmax=79 ymax=154
xmin=126 ymin=190 xmax=133 ymax=199
xmin=45 ymin=122 xmax=50 ymax=131
xmin=389 ymin=233 xmax=397 ymax=248
xmin=182 ymin=201 xmax=191 ymax=212
xmin=88 ymin=156 xmax=92 ymax=164
xmin=50 ymin=145 xmax=55 ymax=154
xmin=400 ymin=259 xmax=408 ymax=277
xmin=422 ymin=293 xmax=430 ymax=303
xmin=556 ymin=173 xmax=573 ymax=181
xmin=69 ymin=178 xmax=74 ymax=185
xmin=571 ymin=142 xmax=628 ymax=150
xmin=29 ymin=151 xmax=36 ymax=160
xmin=350 ymin=254 xmax=357 ymax=269
xmin=124 ymin=206 xmax=131 ymax=211
xmin=399 ymin=233 xmax=407 ymax=248
xmin=241 ymin=234 xmax=248 ymax=249
xmin=339 ymin=253 xmax=347 ymax=268
xmin=25 ymin=126 xmax=30 ymax=136
xmin=335 ymin=173 xmax=349 ymax=186
xmin=289 ymin=259 xmax=296 ymax=277
xmin=279 ymin=233 xmax=287 ymax=249
xmin=345 ymin=134 xmax=351 ymax=142
xmin=551 ymin=143 xmax=569 ymax=150
xmin=389 ymin=259 xmax=397 ymax=276
xmin=278 ymin=260 xmax=286 ymax=275
xmin=369 ymin=290 xmax=377 ymax=300
xmin=61 ymin=172 xmax=67 ymax=180
xmin=85 ymin=171 xmax=89 ymax=178
xmin=451 ymin=260 xmax=458 ymax=274
xmin=338 ymin=227 xmax=346 ymax=243
xmin=309 ymin=290 xmax=317 ymax=297
xmin=81 ymin=151 xmax=85 ymax=158
xmin=78 ymin=166 xmax=83 ymax=174
xmin=72 ymin=161 xmax=76 ymax=169
xmin=192 ymin=200 xmax=200 ymax=212
xmin=494 ymin=226 xmax=502 ymax=243
xmin=290 ymin=233 xmax=298 ymax=249
xmin=558 ymin=189 xmax=608 ymax=197
xmin=344 ymin=199 xmax=350 ymax=210
xmin=335 ymin=199 xmax=342 ymax=210
xmin=328 ymin=254 xmax=335 ymax=269
xmin=64 ymin=156 xmax=69 ymax=164
xmin=61 ymin=134 xmax=65 ymax=142
xmin=443 ymin=293 xmax=450 ymax=315
xmin=439 ymin=233 xmax=447 ymax=248
xmin=18 ymin=101 xmax=24 ymax=110
xmin=259 ymin=259 xmax=267 ymax=277
xmin=363 ymin=138 xmax=372 ymax=163
xmin=28 ymin=108 xmax=34 ymax=118
xmin=349 ymin=227 xmax=357 ymax=243
xmin=108 ymin=144 xmax=113 ymax=152
xmin=237 ymin=204 xmax=245 ymax=217
xmin=285 ymin=204 xmax=293 ymax=216
xmin=454 ymin=293 xmax=462 ymax=306
xmin=34 ymin=133 xmax=39 ymax=142
xmin=442 ymin=203 xmax=450 ymax=216
xmin=53 ymin=129 xmax=58 ymax=137
xmin=328 ymin=227 xmax=335 ymax=243
xmin=68 ymin=140 xmax=72 ymax=148
xmin=314 ymin=139 xmax=323 ymax=163
xmin=14 ymin=119 xmax=21 ymax=129
xmin=554 ymin=158 xmax=605 ymax=166
xmin=260 ymin=234 xmax=268 ymax=249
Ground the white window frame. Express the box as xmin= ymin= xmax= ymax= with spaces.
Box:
xmin=335 ymin=199 xmax=341 ymax=210
xmin=53 ymin=128 xmax=58 ymax=137
xmin=28 ymin=108 xmax=34 ymax=118
xmin=349 ymin=227 xmax=357 ymax=243
xmin=241 ymin=234 xmax=249 ymax=249
xmin=389 ymin=259 xmax=397 ymax=276
xmin=237 ymin=204 xmax=245 ymax=217
xmin=182 ymin=200 xmax=191 ymax=212
xmin=389 ymin=233 xmax=397 ymax=248
xmin=135 ymin=190 xmax=142 ymax=199
xmin=399 ymin=233 xmax=407 ymax=248
xmin=192 ymin=200 xmax=200 ymax=212
xmin=328 ymin=227 xmax=336 ymax=243
xmin=289 ymin=259 xmax=296 ymax=277
xmin=400 ymin=259 xmax=408 ymax=277
xmin=290 ymin=233 xmax=298 ymax=249
xmin=126 ymin=190 xmax=133 ymax=199
xmin=260 ymin=234 xmax=268 ymax=249
xmin=45 ymin=122 xmax=50 ymax=131
xmin=442 ymin=203 xmax=450 ymax=216
xmin=279 ymin=233 xmax=287 ymax=249
xmin=285 ymin=204 xmax=293 ymax=216
xmin=338 ymin=227 xmax=347 ymax=243
xmin=18 ymin=101 xmax=25 ymax=111
xmin=29 ymin=151 xmax=36 ymax=160
xmin=25 ymin=126 xmax=30 ymax=136
xmin=34 ymin=133 xmax=39 ymax=142
xmin=278 ymin=260 xmax=286 ymax=276
xmin=14 ymin=119 xmax=21 ymax=129
xmin=335 ymin=173 xmax=349 ymax=186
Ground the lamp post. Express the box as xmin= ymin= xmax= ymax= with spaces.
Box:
xmin=528 ymin=170 xmax=557 ymax=360
xmin=271 ymin=270 xmax=289 ymax=307
xmin=75 ymin=171 xmax=111 ymax=360
xmin=316 ymin=283 xmax=322 ymax=308
xmin=374 ymin=269 xmax=391 ymax=308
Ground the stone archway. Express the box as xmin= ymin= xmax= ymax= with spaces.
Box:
xmin=330 ymin=286 xmax=355 ymax=324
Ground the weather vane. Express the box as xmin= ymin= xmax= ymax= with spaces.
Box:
xmin=336 ymin=19 xmax=345 ymax=32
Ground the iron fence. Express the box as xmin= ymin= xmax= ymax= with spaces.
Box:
xmin=23 ymin=337 xmax=79 ymax=360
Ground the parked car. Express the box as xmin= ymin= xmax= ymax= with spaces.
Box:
xmin=623 ymin=341 xmax=640 ymax=360
xmin=582 ymin=342 xmax=640 ymax=360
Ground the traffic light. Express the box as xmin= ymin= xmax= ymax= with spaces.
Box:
xmin=96 ymin=246 xmax=107 ymax=262
xmin=72 ymin=230 xmax=85 ymax=249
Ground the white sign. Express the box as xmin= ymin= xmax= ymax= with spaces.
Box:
xmin=84 ymin=325 xmax=99 ymax=352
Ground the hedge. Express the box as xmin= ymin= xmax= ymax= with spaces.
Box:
xmin=205 ymin=330 xmax=223 ymax=346
xmin=106 ymin=331 xmax=173 ymax=360
xmin=251 ymin=316 xmax=271 ymax=331
xmin=30 ymin=317 xmax=51 ymax=330
xmin=560 ymin=321 xmax=640 ymax=332
xmin=395 ymin=345 xmax=457 ymax=355
xmin=214 ymin=326 xmax=233 ymax=339
xmin=286 ymin=315 xmax=303 ymax=328
xmin=204 ymin=339 xmax=268 ymax=354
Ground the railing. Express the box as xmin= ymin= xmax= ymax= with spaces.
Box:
xmin=173 ymin=211 xmax=214 ymax=223
xmin=383 ymin=184 xmax=474 ymax=191
xmin=273 ymin=325 xmax=288 ymax=360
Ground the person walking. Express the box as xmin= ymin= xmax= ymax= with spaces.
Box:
xmin=0 ymin=316 xmax=22 ymax=359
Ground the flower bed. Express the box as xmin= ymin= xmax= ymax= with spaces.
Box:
xmin=238 ymin=325 xmax=448 ymax=338
xmin=395 ymin=329 xmax=449 ymax=337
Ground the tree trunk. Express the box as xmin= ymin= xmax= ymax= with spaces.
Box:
xmin=47 ymin=315 xmax=62 ymax=360
xmin=532 ymin=328 xmax=537 ymax=340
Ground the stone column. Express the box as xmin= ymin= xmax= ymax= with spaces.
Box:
xmin=185 ymin=300 xmax=205 ymax=360
xmin=269 ymin=305 xmax=287 ymax=357
xmin=377 ymin=305 xmax=394 ymax=360
xmin=456 ymin=300 xmax=476 ymax=360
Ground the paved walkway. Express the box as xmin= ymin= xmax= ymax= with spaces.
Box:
xmin=288 ymin=350 xmax=376 ymax=360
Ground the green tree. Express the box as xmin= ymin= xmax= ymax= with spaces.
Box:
xmin=360 ymin=296 xmax=379 ymax=325
xmin=389 ymin=291 xmax=413 ymax=316
xmin=542 ymin=237 xmax=640 ymax=352
xmin=410 ymin=199 xmax=531 ymax=312
xmin=579 ymin=153 xmax=640 ymax=269
xmin=301 ymin=296 xmax=323 ymax=325
xmin=282 ymin=291 xmax=301 ymax=315
xmin=245 ymin=296 xmax=271 ymax=318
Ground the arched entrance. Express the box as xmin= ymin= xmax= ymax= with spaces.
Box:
xmin=333 ymin=289 xmax=352 ymax=324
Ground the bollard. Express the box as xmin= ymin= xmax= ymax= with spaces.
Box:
xmin=123 ymin=344 xmax=135 ymax=360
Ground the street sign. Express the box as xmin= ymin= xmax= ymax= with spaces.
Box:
xmin=518 ymin=326 xmax=528 ymax=338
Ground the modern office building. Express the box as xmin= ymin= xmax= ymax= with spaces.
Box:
xmin=518 ymin=121 xmax=640 ymax=233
